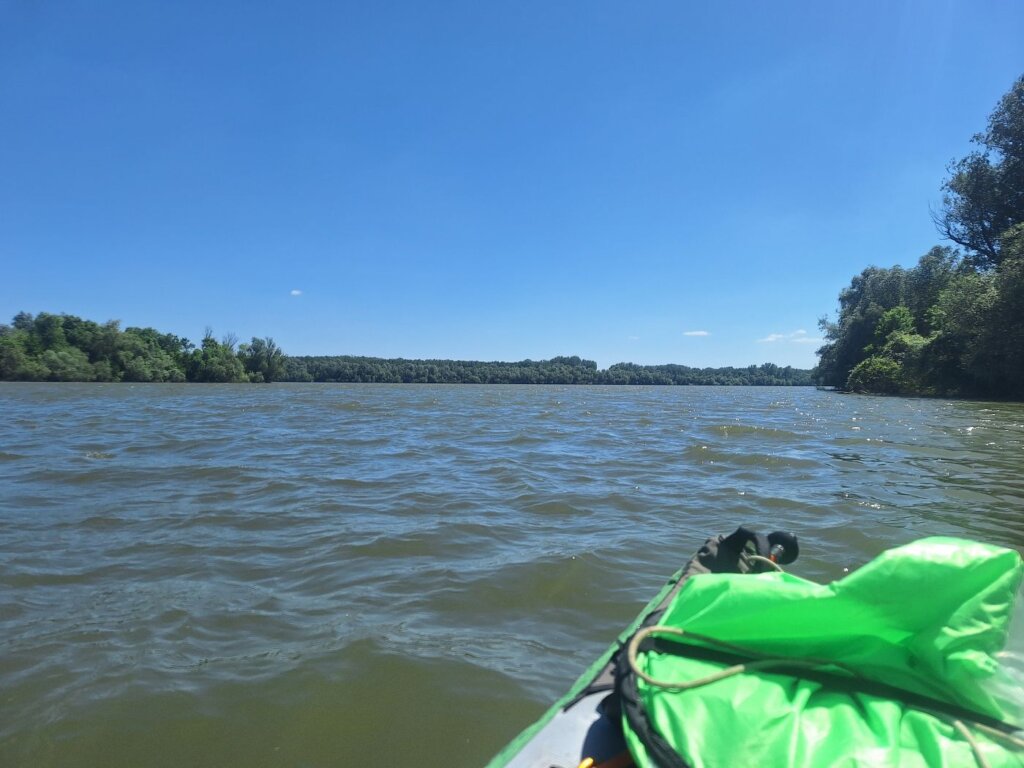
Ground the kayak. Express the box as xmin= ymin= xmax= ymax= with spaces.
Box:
xmin=485 ymin=527 xmax=1024 ymax=768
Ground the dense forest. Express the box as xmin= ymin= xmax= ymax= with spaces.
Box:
xmin=0 ymin=312 xmax=813 ymax=385
xmin=285 ymin=355 xmax=812 ymax=385
xmin=0 ymin=312 xmax=286 ymax=383
xmin=817 ymin=75 xmax=1024 ymax=399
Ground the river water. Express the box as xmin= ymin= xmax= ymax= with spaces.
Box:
xmin=2 ymin=384 xmax=1023 ymax=767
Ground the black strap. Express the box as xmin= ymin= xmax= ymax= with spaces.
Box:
xmin=615 ymin=645 xmax=691 ymax=768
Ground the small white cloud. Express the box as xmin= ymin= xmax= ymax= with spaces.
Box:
xmin=290 ymin=289 xmax=303 ymax=296
xmin=627 ymin=335 xmax=640 ymax=341
xmin=683 ymin=330 xmax=710 ymax=337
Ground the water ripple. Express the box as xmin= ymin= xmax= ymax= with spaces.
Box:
xmin=2 ymin=383 xmax=1024 ymax=766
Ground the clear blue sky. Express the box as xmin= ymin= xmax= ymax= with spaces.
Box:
xmin=2 ymin=1 xmax=1022 ymax=369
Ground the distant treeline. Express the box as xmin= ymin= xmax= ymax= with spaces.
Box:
xmin=817 ymin=75 xmax=1024 ymax=399
xmin=0 ymin=312 xmax=813 ymax=385
xmin=285 ymin=355 xmax=813 ymax=385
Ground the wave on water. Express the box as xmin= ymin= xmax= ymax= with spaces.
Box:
xmin=2 ymin=384 xmax=1024 ymax=766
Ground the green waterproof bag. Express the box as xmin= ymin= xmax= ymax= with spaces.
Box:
xmin=621 ymin=537 xmax=1024 ymax=768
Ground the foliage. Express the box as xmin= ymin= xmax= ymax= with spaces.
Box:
xmin=281 ymin=356 xmax=814 ymax=385
xmin=840 ymin=307 xmax=929 ymax=395
xmin=238 ymin=337 xmax=287 ymax=383
xmin=816 ymin=242 xmax=1019 ymax=397
xmin=846 ymin=357 xmax=905 ymax=395
xmin=0 ymin=312 xmax=813 ymax=386
xmin=935 ymin=75 xmax=1024 ymax=267
xmin=118 ymin=327 xmax=189 ymax=382
xmin=817 ymin=263 xmax=913 ymax=388
xmin=819 ymin=75 xmax=1024 ymax=399
xmin=870 ymin=306 xmax=914 ymax=348
xmin=186 ymin=332 xmax=248 ymax=383
xmin=0 ymin=313 xmax=282 ymax=384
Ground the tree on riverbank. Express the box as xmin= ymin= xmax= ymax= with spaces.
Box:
xmin=817 ymin=75 xmax=1024 ymax=399
xmin=0 ymin=313 xmax=286 ymax=383
xmin=935 ymin=76 xmax=1024 ymax=267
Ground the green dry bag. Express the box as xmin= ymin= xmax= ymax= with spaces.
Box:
xmin=621 ymin=537 xmax=1024 ymax=768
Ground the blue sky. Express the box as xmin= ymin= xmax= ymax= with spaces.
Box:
xmin=2 ymin=1 xmax=1023 ymax=369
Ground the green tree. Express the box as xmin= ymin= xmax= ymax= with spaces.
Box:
xmin=0 ymin=313 xmax=284 ymax=384
xmin=41 ymin=347 xmax=95 ymax=381
xmin=871 ymin=306 xmax=915 ymax=347
xmin=239 ymin=337 xmax=286 ymax=382
xmin=816 ymin=266 xmax=908 ymax=387
xmin=12 ymin=312 xmax=34 ymax=331
xmin=850 ymin=307 xmax=929 ymax=394
xmin=921 ymin=272 xmax=999 ymax=394
xmin=186 ymin=331 xmax=247 ymax=382
xmin=0 ymin=329 xmax=47 ymax=380
xmin=981 ymin=224 xmax=1024 ymax=397
xmin=116 ymin=329 xmax=186 ymax=382
xmin=904 ymin=246 xmax=960 ymax=334
xmin=847 ymin=357 xmax=905 ymax=394
xmin=33 ymin=313 xmax=69 ymax=350
xmin=936 ymin=75 xmax=1024 ymax=267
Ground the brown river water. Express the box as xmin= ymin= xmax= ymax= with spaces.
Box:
xmin=2 ymin=383 xmax=1023 ymax=766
